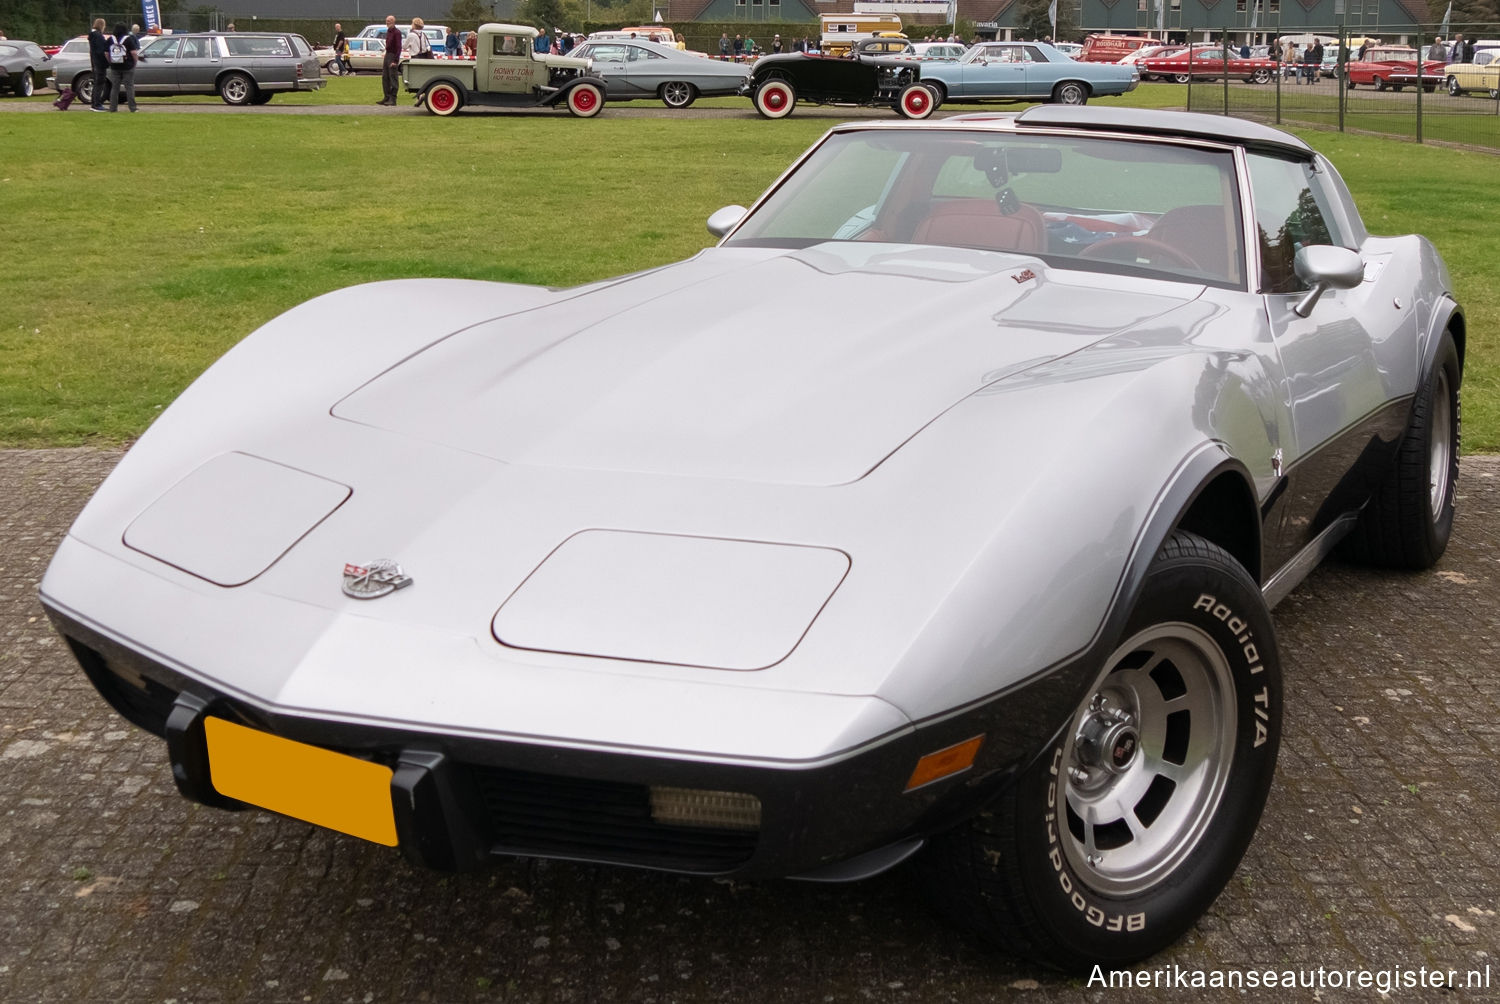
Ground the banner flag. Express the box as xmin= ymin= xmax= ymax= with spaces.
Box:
xmin=141 ymin=0 xmax=161 ymax=33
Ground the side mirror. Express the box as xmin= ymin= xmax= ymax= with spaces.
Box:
xmin=706 ymin=205 xmax=748 ymax=239
xmin=1292 ymin=245 xmax=1364 ymax=317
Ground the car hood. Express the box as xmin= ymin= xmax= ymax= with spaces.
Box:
xmin=333 ymin=244 xmax=1197 ymax=486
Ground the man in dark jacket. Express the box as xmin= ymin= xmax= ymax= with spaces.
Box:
xmin=88 ymin=17 xmax=109 ymax=111
xmin=380 ymin=14 xmax=402 ymax=105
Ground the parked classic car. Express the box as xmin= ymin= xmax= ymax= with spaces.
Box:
xmin=0 ymin=39 xmax=49 ymax=97
xmin=1138 ymin=44 xmax=1280 ymax=83
xmin=1343 ymin=46 xmax=1446 ymax=90
xmin=50 ymin=31 xmax=324 ymax=105
xmin=341 ymin=36 xmax=387 ymax=73
xmin=1445 ymin=48 xmax=1499 ymax=98
xmin=403 ymin=23 xmax=605 ymax=117
xmin=569 ymin=38 xmax=748 ymax=107
xmin=919 ymin=41 xmax=1139 ymax=105
xmin=910 ymin=41 xmax=967 ymax=61
xmin=41 ymin=106 xmax=1461 ymax=971
xmin=746 ymin=50 xmax=934 ymax=118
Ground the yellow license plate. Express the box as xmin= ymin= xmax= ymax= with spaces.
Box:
xmin=204 ymin=717 xmax=398 ymax=846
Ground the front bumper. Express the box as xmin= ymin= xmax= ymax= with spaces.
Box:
xmin=44 ymin=599 xmax=1087 ymax=881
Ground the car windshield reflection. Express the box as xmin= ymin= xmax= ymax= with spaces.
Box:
xmin=724 ymin=129 xmax=1247 ymax=289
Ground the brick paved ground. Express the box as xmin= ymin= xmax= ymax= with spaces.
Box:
xmin=2 ymin=448 xmax=1497 ymax=1003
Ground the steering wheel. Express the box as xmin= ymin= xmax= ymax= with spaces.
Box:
xmin=1078 ymin=237 xmax=1201 ymax=272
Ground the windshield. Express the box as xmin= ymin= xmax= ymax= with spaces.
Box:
xmin=724 ymin=129 xmax=1246 ymax=288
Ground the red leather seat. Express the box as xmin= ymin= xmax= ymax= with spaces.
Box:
xmin=911 ymin=198 xmax=1047 ymax=254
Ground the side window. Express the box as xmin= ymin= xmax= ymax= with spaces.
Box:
xmin=1247 ymin=153 xmax=1343 ymax=294
xmin=180 ymin=38 xmax=209 ymax=59
xmin=143 ymin=37 xmax=179 ymax=59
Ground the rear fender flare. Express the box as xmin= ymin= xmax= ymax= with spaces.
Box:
xmin=416 ymin=76 xmax=470 ymax=104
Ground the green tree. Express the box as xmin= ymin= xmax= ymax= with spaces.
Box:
xmin=449 ymin=0 xmax=492 ymax=23
xmin=1016 ymin=0 xmax=1076 ymax=41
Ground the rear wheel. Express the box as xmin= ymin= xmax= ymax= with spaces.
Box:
xmin=564 ymin=81 xmax=603 ymax=117
xmin=17 ymin=71 xmax=34 ymax=97
xmin=753 ymin=78 xmax=795 ymax=118
xmin=425 ymin=81 xmax=462 ymax=116
xmin=1051 ymin=80 xmax=1088 ymax=105
xmin=1250 ymin=68 xmax=1271 ymax=84
xmin=1374 ymin=75 xmax=1388 ymax=91
xmin=73 ymin=73 xmax=94 ymax=105
xmin=325 ymin=59 xmax=344 ymax=76
xmin=895 ymin=82 xmax=935 ymax=118
xmin=913 ymin=531 xmax=1281 ymax=972
xmin=219 ymin=71 xmax=256 ymax=105
xmin=1173 ymin=73 xmax=1191 ymax=84
xmin=660 ymin=80 xmax=695 ymax=108
xmin=1339 ymin=332 xmax=1461 ymax=569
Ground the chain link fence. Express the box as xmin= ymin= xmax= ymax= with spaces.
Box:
xmin=1182 ymin=24 xmax=1499 ymax=151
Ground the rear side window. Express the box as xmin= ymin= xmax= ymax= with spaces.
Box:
xmin=225 ymin=36 xmax=292 ymax=57
xmin=1246 ymin=153 xmax=1345 ymax=294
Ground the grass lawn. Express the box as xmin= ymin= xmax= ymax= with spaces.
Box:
xmin=1 ymin=80 xmax=1496 ymax=450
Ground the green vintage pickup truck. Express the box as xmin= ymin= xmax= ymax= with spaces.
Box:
xmin=402 ymin=23 xmax=607 ymax=117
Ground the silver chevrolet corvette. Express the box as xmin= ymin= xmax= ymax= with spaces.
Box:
xmin=41 ymin=107 xmax=1463 ymax=971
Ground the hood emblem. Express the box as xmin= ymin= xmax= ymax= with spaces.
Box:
xmin=1011 ymin=269 xmax=1036 ymax=284
xmin=342 ymin=560 xmax=413 ymax=600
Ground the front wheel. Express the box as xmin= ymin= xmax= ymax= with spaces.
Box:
xmin=895 ymin=82 xmax=935 ymax=118
xmin=1250 ymin=68 xmax=1271 ymax=84
xmin=753 ymin=78 xmax=795 ymax=118
xmin=564 ymin=81 xmax=603 ymax=117
xmin=660 ymin=80 xmax=695 ymax=108
xmin=219 ymin=71 xmax=256 ymax=105
xmin=425 ymin=81 xmax=462 ymax=116
xmin=1172 ymin=73 xmax=1192 ymax=84
xmin=913 ymin=531 xmax=1281 ymax=971
xmin=73 ymin=73 xmax=94 ymax=105
xmin=1051 ymin=80 xmax=1088 ymax=105
xmin=1339 ymin=332 xmax=1461 ymax=569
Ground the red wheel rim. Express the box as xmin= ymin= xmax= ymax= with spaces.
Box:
xmin=904 ymin=90 xmax=928 ymax=115
xmin=431 ymin=87 xmax=455 ymax=111
xmin=764 ymin=86 xmax=786 ymax=110
xmin=572 ymin=87 xmax=597 ymax=111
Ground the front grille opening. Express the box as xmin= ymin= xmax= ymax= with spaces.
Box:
xmin=67 ymin=637 xmax=179 ymax=738
xmin=466 ymin=765 xmax=759 ymax=873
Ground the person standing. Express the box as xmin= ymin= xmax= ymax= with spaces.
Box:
xmin=88 ymin=18 xmax=110 ymax=111
xmin=719 ymin=33 xmax=730 ymax=59
xmin=405 ymin=17 xmax=430 ymax=59
xmin=733 ymin=34 xmax=744 ymax=61
xmin=333 ymin=23 xmax=351 ymax=73
xmin=105 ymin=21 xmax=140 ymax=112
xmin=380 ymin=14 xmax=402 ymax=105
xmin=534 ymin=26 xmax=549 ymax=54
xmin=772 ymin=34 xmax=782 ymax=53
xmin=445 ymin=27 xmax=459 ymax=59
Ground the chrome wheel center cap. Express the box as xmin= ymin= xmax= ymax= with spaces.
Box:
xmin=1076 ymin=714 xmax=1140 ymax=777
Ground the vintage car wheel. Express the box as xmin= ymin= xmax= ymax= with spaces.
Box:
xmin=425 ymin=82 xmax=462 ymax=116
xmin=1490 ymin=87 xmax=1500 ymax=100
xmin=1340 ymin=332 xmax=1461 ymax=570
xmin=753 ymin=79 xmax=796 ymax=119
xmin=1250 ymin=68 xmax=1271 ymax=84
xmin=17 ymin=72 xmax=34 ymax=97
xmin=564 ymin=82 xmax=603 ymax=118
xmin=1051 ymin=81 xmax=1088 ymax=105
xmin=1172 ymin=73 xmax=1192 ymax=84
xmin=924 ymin=83 xmax=944 ymax=110
xmin=1446 ymin=76 xmax=1463 ymax=96
xmin=219 ymin=72 xmax=256 ymax=106
xmin=895 ymin=82 xmax=935 ymax=119
xmin=913 ymin=531 xmax=1281 ymax=971
xmin=660 ymin=80 xmax=695 ymax=108
xmin=324 ymin=60 xmax=344 ymax=76
xmin=1078 ymin=237 xmax=1199 ymax=271
xmin=72 ymin=73 xmax=94 ymax=105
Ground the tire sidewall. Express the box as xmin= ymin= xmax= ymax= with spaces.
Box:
xmin=755 ymin=80 xmax=794 ymax=118
xmin=1014 ymin=542 xmax=1282 ymax=966
xmin=1415 ymin=335 xmax=1462 ymax=556
xmin=566 ymin=82 xmax=602 ymax=117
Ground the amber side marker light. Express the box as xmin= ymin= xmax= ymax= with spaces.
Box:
xmin=904 ymin=735 xmax=985 ymax=792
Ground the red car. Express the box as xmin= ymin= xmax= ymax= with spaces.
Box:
xmin=1344 ymin=46 xmax=1445 ymax=91
xmin=1138 ymin=45 xmax=1279 ymax=84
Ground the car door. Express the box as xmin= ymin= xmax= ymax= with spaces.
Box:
xmin=620 ymin=44 xmax=663 ymax=98
xmin=133 ymin=36 xmax=180 ymax=93
xmin=1249 ymin=152 xmax=1414 ymax=566
xmin=172 ymin=36 xmax=222 ymax=91
xmin=955 ymin=44 xmax=1027 ymax=97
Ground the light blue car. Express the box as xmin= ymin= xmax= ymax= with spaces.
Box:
xmin=920 ymin=41 xmax=1138 ymax=106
